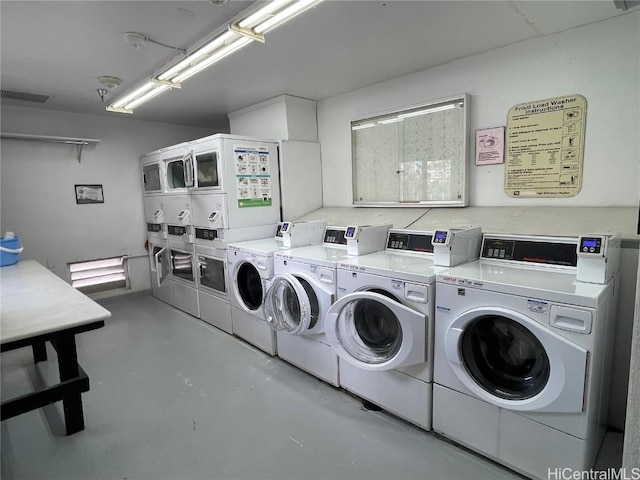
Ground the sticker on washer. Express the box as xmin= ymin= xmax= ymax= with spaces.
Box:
xmin=235 ymin=145 xmax=272 ymax=208
xmin=527 ymin=299 xmax=548 ymax=314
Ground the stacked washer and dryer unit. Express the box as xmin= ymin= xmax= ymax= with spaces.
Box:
xmin=324 ymin=226 xmax=482 ymax=430
xmin=433 ymin=232 xmax=621 ymax=479
xmin=141 ymin=134 xmax=281 ymax=331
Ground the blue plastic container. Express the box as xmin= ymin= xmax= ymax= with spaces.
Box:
xmin=0 ymin=236 xmax=23 ymax=266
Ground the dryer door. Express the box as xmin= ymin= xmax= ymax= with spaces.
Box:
xmin=325 ymin=291 xmax=426 ymax=371
xmin=154 ymin=246 xmax=170 ymax=286
xmin=444 ymin=307 xmax=587 ymax=413
xmin=264 ymin=273 xmax=326 ymax=335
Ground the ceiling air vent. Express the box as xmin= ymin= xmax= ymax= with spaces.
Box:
xmin=1 ymin=89 xmax=49 ymax=103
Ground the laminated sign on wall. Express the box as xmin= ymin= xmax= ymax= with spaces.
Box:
xmin=235 ymin=145 xmax=272 ymax=208
xmin=505 ymin=94 xmax=586 ymax=198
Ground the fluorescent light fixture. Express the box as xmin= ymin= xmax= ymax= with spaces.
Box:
xmin=125 ymin=84 xmax=170 ymax=110
xmin=109 ymin=81 xmax=156 ymax=109
xmin=254 ymin=0 xmax=319 ymax=33
xmin=107 ymin=0 xmax=323 ymax=115
xmin=157 ymin=30 xmax=237 ymax=81
xmin=172 ymin=37 xmax=253 ymax=83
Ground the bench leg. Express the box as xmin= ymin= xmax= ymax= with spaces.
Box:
xmin=54 ymin=335 xmax=85 ymax=435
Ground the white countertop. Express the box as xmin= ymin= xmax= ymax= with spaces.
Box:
xmin=1 ymin=260 xmax=111 ymax=344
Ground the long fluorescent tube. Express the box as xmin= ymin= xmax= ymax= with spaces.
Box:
xmin=238 ymin=0 xmax=291 ymax=28
xmin=110 ymin=81 xmax=156 ymax=109
xmin=158 ymin=30 xmax=237 ymax=81
xmin=125 ymin=84 xmax=170 ymax=110
xmin=172 ymin=37 xmax=253 ymax=83
xmin=254 ymin=0 xmax=320 ymax=33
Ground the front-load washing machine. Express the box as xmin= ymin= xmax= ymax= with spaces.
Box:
xmin=325 ymin=226 xmax=481 ymax=430
xmin=264 ymin=224 xmax=391 ymax=386
xmin=227 ymin=220 xmax=326 ymax=354
xmin=433 ymin=233 xmax=621 ymax=479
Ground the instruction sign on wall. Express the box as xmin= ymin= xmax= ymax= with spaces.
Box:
xmin=235 ymin=145 xmax=272 ymax=208
xmin=505 ymin=94 xmax=586 ymax=198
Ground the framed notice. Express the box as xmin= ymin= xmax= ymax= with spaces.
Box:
xmin=75 ymin=184 xmax=104 ymax=204
xmin=475 ymin=127 xmax=505 ymax=165
xmin=505 ymin=94 xmax=587 ymax=198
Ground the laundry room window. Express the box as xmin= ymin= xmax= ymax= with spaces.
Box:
xmin=351 ymin=94 xmax=469 ymax=207
xmin=69 ymin=256 xmax=128 ymax=295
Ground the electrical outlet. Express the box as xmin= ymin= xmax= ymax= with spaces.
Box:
xmin=46 ymin=258 xmax=55 ymax=269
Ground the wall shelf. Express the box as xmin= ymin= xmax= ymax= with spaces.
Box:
xmin=1 ymin=133 xmax=101 ymax=162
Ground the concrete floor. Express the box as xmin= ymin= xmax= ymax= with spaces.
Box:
xmin=1 ymin=292 xmax=623 ymax=480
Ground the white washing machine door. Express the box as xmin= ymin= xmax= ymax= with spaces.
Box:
xmin=264 ymin=273 xmax=331 ymax=335
xmin=444 ymin=306 xmax=587 ymax=413
xmin=325 ymin=292 xmax=426 ymax=371
xmin=233 ymin=260 xmax=264 ymax=313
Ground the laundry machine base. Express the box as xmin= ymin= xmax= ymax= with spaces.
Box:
xmin=276 ymin=332 xmax=339 ymax=387
xmin=169 ymin=281 xmax=200 ymax=318
xmin=433 ymin=384 xmax=602 ymax=480
xmin=231 ymin=307 xmax=276 ymax=356
xmin=199 ymin=291 xmax=232 ymax=334
xmin=340 ymin=361 xmax=432 ymax=430
xmin=151 ymin=281 xmax=172 ymax=305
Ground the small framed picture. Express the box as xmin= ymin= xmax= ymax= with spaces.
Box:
xmin=75 ymin=184 xmax=104 ymax=204
xmin=475 ymin=126 xmax=505 ymax=166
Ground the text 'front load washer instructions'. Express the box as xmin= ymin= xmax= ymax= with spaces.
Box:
xmin=235 ymin=145 xmax=272 ymax=208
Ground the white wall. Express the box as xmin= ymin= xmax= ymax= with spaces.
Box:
xmin=0 ymin=105 xmax=211 ymax=290
xmin=317 ymin=12 xmax=639 ymax=208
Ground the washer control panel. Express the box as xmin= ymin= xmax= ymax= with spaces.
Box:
xmin=578 ymin=236 xmax=602 ymax=255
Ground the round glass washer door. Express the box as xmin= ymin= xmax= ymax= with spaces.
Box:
xmin=264 ymin=274 xmax=319 ymax=335
xmin=235 ymin=262 xmax=263 ymax=311
xmin=325 ymin=291 xmax=426 ymax=371
xmin=460 ymin=315 xmax=550 ymax=400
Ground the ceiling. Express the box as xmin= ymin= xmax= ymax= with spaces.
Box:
xmin=0 ymin=1 xmax=635 ymax=130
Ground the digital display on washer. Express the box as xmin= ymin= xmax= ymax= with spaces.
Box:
xmin=579 ymin=237 xmax=602 ymax=254
xmin=195 ymin=228 xmax=217 ymax=241
xmin=482 ymin=238 xmax=577 ymax=266
xmin=280 ymin=222 xmax=290 ymax=233
xmin=345 ymin=226 xmax=357 ymax=238
xmin=324 ymin=228 xmax=347 ymax=245
xmin=432 ymin=231 xmax=448 ymax=244
xmin=168 ymin=225 xmax=187 ymax=236
xmin=147 ymin=223 xmax=162 ymax=233
xmin=275 ymin=223 xmax=284 ymax=238
xmin=387 ymin=232 xmax=434 ymax=252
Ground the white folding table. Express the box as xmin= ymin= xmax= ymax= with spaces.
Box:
xmin=1 ymin=260 xmax=111 ymax=434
